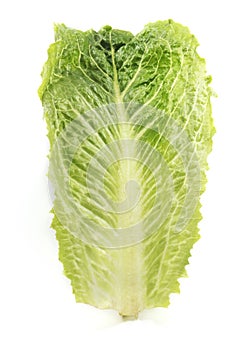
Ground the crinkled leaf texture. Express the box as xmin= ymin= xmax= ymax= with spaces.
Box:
xmin=39 ymin=20 xmax=215 ymax=318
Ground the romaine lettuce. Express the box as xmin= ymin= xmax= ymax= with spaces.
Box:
xmin=38 ymin=20 xmax=215 ymax=318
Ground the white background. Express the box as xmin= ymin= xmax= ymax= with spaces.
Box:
xmin=1 ymin=0 xmax=250 ymax=349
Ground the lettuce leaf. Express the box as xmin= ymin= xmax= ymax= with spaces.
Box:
xmin=38 ymin=20 xmax=215 ymax=318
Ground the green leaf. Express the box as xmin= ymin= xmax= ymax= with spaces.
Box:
xmin=39 ymin=20 xmax=215 ymax=318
